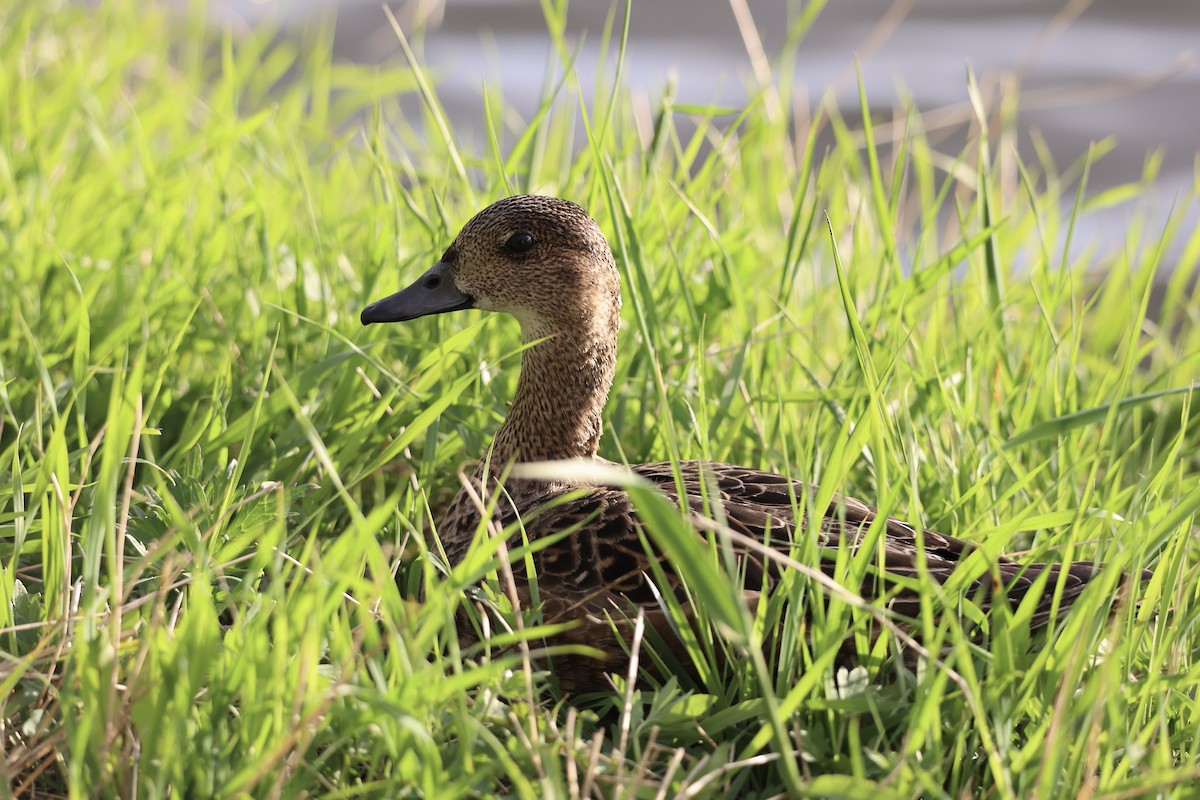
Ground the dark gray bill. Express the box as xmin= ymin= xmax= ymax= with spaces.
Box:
xmin=360 ymin=260 xmax=474 ymax=325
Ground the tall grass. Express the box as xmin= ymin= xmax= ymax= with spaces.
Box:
xmin=1 ymin=0 xmax=1198 ymax=796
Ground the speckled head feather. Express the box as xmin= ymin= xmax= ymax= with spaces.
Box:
xmin=437 ymin=196 xmax=622 ymax=468
xmin=445 ymin=196 xmax=620 ymax=331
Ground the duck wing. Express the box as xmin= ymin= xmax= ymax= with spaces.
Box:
xmin=630 ymin=460 xmax=1102 ymax=626
xmin=499 ymin=460 xmax=1097 ymax=629
xmin=475 ymin=461 xmax=1115 ymax=692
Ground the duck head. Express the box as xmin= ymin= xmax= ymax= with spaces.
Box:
xmin=361 ymin=195 xmax=620 ymax=340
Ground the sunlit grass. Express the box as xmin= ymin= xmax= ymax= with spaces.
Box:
xmin=2 ymin=0 xmax=1198 ymax=796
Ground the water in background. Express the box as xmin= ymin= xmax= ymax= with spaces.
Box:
xmin=209 ymin=0 xmax=1199 ymax=266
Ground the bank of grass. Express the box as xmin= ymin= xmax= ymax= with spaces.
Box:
xmin=2 ymin=0 xmax=1199 ymax=796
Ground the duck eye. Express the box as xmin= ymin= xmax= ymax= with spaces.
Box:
xmin=504 ymin=232 xmax=536 ymax=254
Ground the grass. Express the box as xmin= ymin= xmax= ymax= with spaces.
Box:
xmin=2 ymin=0 xmax=1199 ymax=796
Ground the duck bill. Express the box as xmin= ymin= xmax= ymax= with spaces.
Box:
xmin=360 ymin=261 xmax=474 ymax=325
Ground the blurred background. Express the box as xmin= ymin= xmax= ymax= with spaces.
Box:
xmin=204 ymin=0 xmax=1198 ymax=260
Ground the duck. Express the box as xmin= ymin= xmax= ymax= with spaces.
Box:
xmin=361 ymin=195 xmax=1141 ymax=695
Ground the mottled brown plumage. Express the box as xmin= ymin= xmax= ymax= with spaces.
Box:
xmin=361 ymin=195 xmax=1140 ymax=694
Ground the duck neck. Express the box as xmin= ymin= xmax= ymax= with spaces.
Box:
xmin=488 ymin=313 xmax=617 ymax=467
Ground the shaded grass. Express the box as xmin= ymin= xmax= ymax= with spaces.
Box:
xmin=2 ymin=0 xmax=1199 ymax=796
